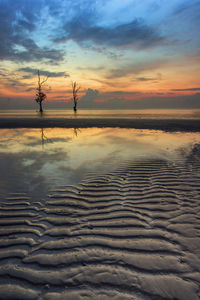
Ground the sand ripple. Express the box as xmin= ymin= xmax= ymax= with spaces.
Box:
xmin=0 ymin=157 xmax=200 ymax=299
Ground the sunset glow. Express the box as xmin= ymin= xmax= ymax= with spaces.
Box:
xmin=0 ymin=0 xmax=200 ymax=109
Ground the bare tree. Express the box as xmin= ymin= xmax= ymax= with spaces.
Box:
xmin=72 ymin=81 xmax=80 ymax=112
xmin=35 ymin=70 xmax=48 ymax=112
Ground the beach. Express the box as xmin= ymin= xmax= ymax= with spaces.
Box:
xmin=1 ymin=0 xmax=200 ymax=297
xmin=0 ymin=123 xmax=200 ymax=299
xmin=0 ymin=117 xmax=200 ymax=132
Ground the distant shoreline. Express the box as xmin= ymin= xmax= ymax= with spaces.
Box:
xmin=0 ymin=118 xmax=199 ymax=131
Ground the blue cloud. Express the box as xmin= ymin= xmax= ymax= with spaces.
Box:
xmin=18 ymin=67 xmax=69 ymax=77
xmin=57 ymin=18 xmax=164 ymax=49
xmin=0 ymin=0 xmax=64 ymax=62
xmin=0 ymin=0 xmax=199 ymax=64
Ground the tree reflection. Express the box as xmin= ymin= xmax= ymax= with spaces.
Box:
xmin=73 ymin=127 xmax=81 ymax=138
xmin=41 ymin=128 xmax=52 ymax=149
xmin=37 ymin=111 xmax=46 ymax=118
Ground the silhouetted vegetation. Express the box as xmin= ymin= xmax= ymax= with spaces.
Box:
xmin=35 ymin=70 xmax=48 ymax=112
xmin=72 ymin=81 xmax=80 ymax=112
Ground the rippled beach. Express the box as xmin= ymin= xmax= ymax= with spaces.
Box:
xmin=0 ymin=112 xmax=200 ymax=299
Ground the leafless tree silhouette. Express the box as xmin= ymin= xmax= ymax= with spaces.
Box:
xmin=35 ymin=70 xmax=48 ymax=112
xmin=72 ymin=81 xmax=80 ymax=112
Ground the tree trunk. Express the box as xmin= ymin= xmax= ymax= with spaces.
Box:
xmin=39 ymin=101 xmax=43 ymax=112
xmin=73 ymin=103 xmax=77 ymax=112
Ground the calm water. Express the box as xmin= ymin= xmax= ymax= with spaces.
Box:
xmin=0 ymin=109 xmax=200 ymax=119
xmin=0 ymin=127 xmax=199 ymax=199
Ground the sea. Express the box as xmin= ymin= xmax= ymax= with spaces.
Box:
xmin=0 ymin=108 xmax=200 ymax=119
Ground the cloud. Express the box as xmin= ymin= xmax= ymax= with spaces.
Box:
xmin=106 ymin=60 xmax=166 ymax=79
xmin=136 ymin=77 xmax=157 ymax=81
xmin=134 ymin=73 xmax=162 ymax=82
xmin=77 ymin=66 xmax=105 ymax=71
xmin=56 ymin=18 xmax=164 ymax=49
xmin=0 ymin=76 xmax=33 ymax=91
xmin=0 ymin=0 xmax=198 ymax=65
xmin=171 ymin=88 xmax=200 ymax=91
xmin=78 ymin=89 xmax=200 ymax=110
xmin=0 ymin=0 xmax=64 ymax=63
xmin=18 ymin=67 xmax=69 ymax=78
xmin=25 ymin=87 xmax=35 ymax=92
xmin=0 ymin=91 xmax=200 ymax=110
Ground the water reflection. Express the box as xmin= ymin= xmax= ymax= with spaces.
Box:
xmin=0 ymin=128 xmax=199 ymax=199
xmin=73 ymin=127 xmax=81 ymax=138
xmin=41 ymin=128 xmax=53 ymax=148
xmin=37 ymin=110 xmax=46 ymax=118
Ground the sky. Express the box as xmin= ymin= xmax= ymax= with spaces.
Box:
xmin=0 ymin=0 xmax=200 ymax=109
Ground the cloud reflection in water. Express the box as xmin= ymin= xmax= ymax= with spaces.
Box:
xmin=0 ymin=128 xmax=199 ymax=200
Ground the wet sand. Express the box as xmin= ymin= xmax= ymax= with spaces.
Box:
xmin=0 ymin=117 xmax=199 ymax=131
xmin=1 ymin=157 xmax=200 ymax=299
xmin=0 ymin=126 xmax=200 ymax=299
